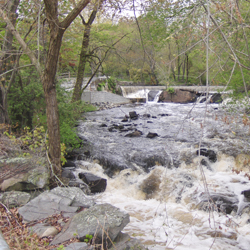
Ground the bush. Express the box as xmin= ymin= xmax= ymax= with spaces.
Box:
xmin=167 ymin=87 xmax=175 ymax=94
xmin=97 ymin=82 xmax=106 ymax=91
xmin=8 ymin=71 xmax=96 ymax=150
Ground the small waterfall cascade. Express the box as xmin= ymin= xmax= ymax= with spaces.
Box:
xmin=196 ymin=94 xmax=213 ymax=103
xmin=152 ymin=90 xmax=162 ymax=103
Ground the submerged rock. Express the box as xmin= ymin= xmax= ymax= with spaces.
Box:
xmin=197 ymin=148 xmax=217 ymax=163
xmin=140 ymin=171 xmax=160 ymax=199
xmin=146 ymin=132 xmax=158 ymax=139
xmin=125 ymin=130 xmax=143 ymax=137
xmin=241 ymin=189 xmax=250 ymax=200
xmin=198 ymin=192 xmax=238 ymax=214
xmin=129 ymin=111 xmax=139 ymax=120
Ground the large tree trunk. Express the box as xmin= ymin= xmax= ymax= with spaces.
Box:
xmin=42 ymin=32 xmax=63 ymax=176
xmin=43 ymin=0 xmax=90 ymax=177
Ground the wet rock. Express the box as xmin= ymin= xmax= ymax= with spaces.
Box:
xmin=241 ymin=189 xmax=250 ymax=200
xmin=198 ymin=192 xmax=238 ymax=214
xmin=200 ymin=159 xmax=213 ymax=171
xmin=62 ymin=160 xmax=76 ymax=169
xmin=96 ymin=154 xmax=129 ymax=177
xmin=121 ymin=117 xmax=129 ymax=122
xmin=143 ymin=113 xmax=151 ymax=118
xmin=140 ymin=171 xmax=160 ymax=199
xmin=62 ymin=169 xmax=75 ymax=179
xmin=132 ymin=153 xmax=169 ymax=172
xmin=78 ymin=172 xmax=107 ymax=193
xmin=111 ymin=232 xmax=147 ymax=250
xmin=235 ymin=154 xmax=250 ymax=172
xmin=148 ymin=91 xmax=159 ymax=102
xmin=159 ymin=89 xmax=196 ymax=103
xmin=146 ymin=132 xmax=158 ymax=139
xmin=100 ymin=123 xmax=108 ymax=127
xmin=68 ymin=180 xmax=91 ymax=194
xmin=121 ymin=115 xmax=129 ymax=122
xmin=129 ymin=111 xmax=139 ymax=120
xmin=197 ymin=148 xmax=217 ymax=163
xmin=51 ymin=203 xmax=130 ymax=246
xmin=125 ymin=130 xmax=143 ymax=137
xmin=1 ymin=191 xmax=31 ymax=208
xmin=210 ymin=93 xmax=223 ymax=103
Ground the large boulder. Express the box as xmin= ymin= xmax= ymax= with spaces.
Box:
xmin=110 ymin=232 xmax=147 ymax=250
xmin=0 ymin=157 xmax=49 ymax=192
xmin=51 ymin=203 xmax=130 ymax=246
xmin=1 ymin=191 xmax=31 ymax=208
xmin=18 ymin=187 xmax=95 ymax=222
xmin=159 ymin=89 xmax=196 ymax=103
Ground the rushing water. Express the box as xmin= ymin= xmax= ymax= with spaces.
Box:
xmin=75 ymin=100 xmax=250 ymax=250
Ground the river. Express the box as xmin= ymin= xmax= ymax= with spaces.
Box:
xmin=75 ymin=100 xmax=250 ymax=250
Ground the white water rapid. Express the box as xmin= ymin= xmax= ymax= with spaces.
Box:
xmin=76 ymin=101 xmax=250 ymax=250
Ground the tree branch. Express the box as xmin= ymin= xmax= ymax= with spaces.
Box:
xmin=0 ymin=7 xmax=42 ymax=77
xmin=60 ymin=0 xmax=91 ymax=29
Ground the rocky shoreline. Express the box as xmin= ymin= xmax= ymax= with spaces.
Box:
xmin=0 ymin=149 xmax=147 ymax=250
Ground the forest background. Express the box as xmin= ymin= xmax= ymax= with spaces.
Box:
xmin=1 ymin=0 xmax=250 ymax=179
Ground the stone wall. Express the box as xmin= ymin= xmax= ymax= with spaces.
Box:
xmin=81 ymin=91 xmax=131 ymax=104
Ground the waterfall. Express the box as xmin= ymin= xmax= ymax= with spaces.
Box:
xmin=196 ymin=94 xmax=213 ymax=103
xmin=152 ymin=91 xmax=162 ymax=103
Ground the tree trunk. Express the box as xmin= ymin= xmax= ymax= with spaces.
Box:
xmin=42 ymin=32 xmax=63 ymax=176
xmin=0 ymin=0 xmax=19 ymax=124
xmin=1 ymin=0 xmax=90 ymax=178
xmin=72 ymin=24 xmax=91 ymax=102
xmin=71 ymin=0 xmax=103 ymax=102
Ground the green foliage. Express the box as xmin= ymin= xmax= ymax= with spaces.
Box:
xmin=3 ymin=126 xmax=67 ymax=163
xmin=97 ymin=82 xmax=106 ymax=91
xmin=56 ymin=85 xmax=96 ymax=149
xmin=107 ymin=77 xmax=117 ymax=93
xmin=167 ymin=87 xmax=175 ymax=94
xmin=56 ymin=245 xmax=65 ymax=250
xmin=84 ymin=234 xmax=93 ymax=243
xmin=8 ymin=68 xmax=45 ymax=129
xmin=8 ymin=69 xmax=96 ymax=151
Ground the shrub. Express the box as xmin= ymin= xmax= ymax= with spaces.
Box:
xmin=167 ymin=87 xmax=175 ymax=94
